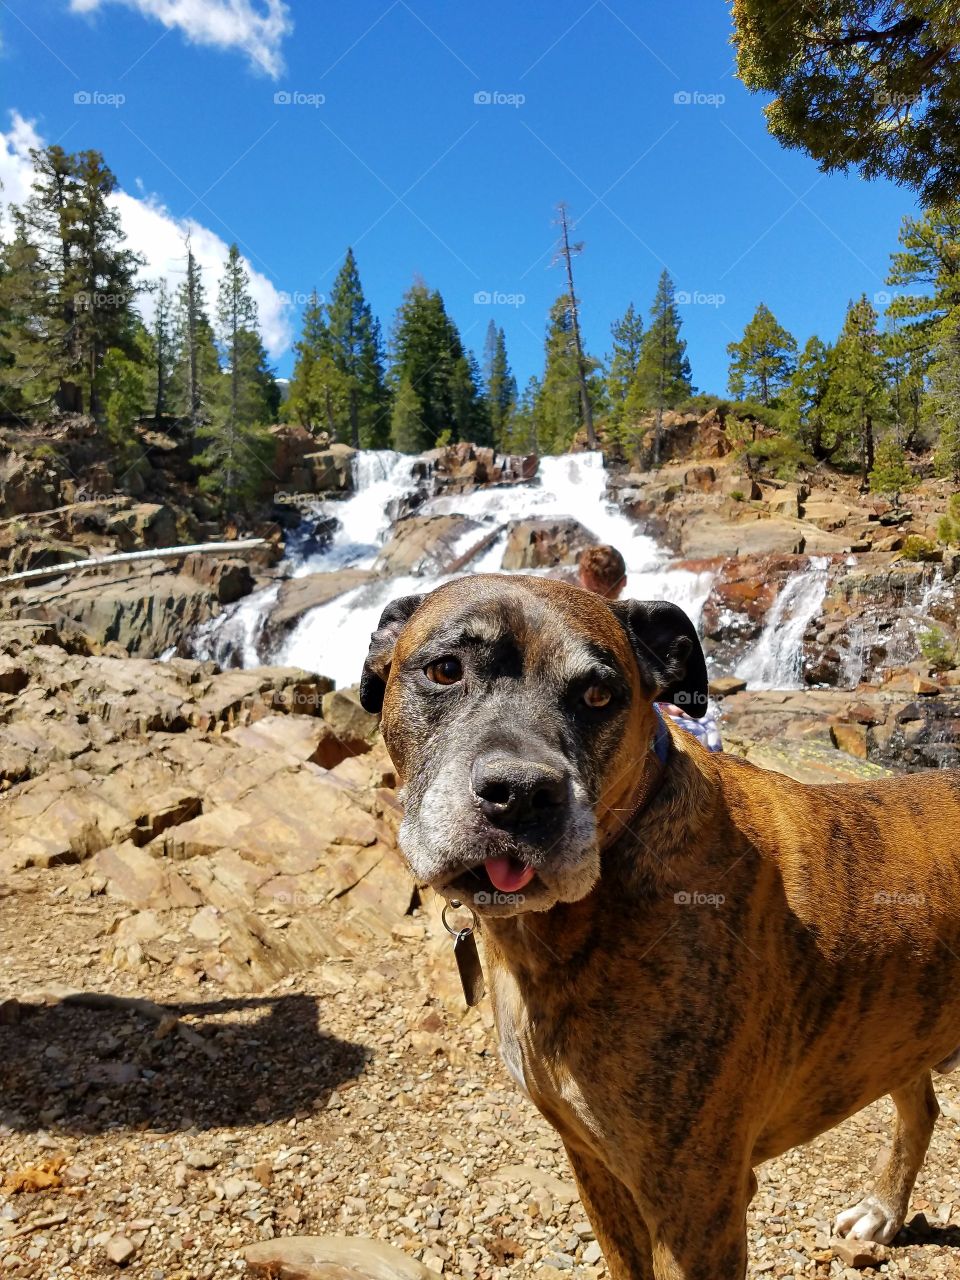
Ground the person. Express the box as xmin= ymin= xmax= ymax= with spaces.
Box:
xmin=576 ymin=545 xmax=723 ymax=753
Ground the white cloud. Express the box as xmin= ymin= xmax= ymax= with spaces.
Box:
xmin=0 ymin=111 xmax=293 ymax=359
xmin=68 ymin=0 xmax=293 ymax=78
xmin=0 ymin=111 xmax=44 ymax=213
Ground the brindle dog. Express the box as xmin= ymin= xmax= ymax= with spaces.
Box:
xmin=358 ymin=574 xmax=960 ymax=1280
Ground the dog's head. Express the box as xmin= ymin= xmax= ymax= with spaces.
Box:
xmin=360 ymin=575 xmax=707 ymax=917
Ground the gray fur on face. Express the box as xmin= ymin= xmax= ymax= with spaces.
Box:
xmin=383 ymin=594 xmax=627 ymax=918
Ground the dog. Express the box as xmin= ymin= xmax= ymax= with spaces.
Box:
xmin=359 ymin=573 xmax=960 ymax=1280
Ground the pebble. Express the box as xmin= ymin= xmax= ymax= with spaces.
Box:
xmin=105 ymin=1236 xmax=136 ymax=1267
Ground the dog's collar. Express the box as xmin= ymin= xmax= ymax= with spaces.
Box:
xmin=651 ymin=705 xmax=670 ymax=766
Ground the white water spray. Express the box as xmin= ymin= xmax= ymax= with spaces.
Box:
xmin=735 ymin=558 xmax=830 ymax=690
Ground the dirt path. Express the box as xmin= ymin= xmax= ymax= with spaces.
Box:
xmin=0 ymin=866 xmax=958 ymax=1279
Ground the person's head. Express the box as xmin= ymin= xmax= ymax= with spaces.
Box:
xmin=578 ymin=545 xmax=627 ymax=600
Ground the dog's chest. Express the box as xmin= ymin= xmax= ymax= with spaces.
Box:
xmin=491 ymin=969 xmax=533 ymax=1097
xmin=490 ymin=969 xmax=601 ymax=1145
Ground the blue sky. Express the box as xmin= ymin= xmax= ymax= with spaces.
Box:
xmin=0 ymin=0 xmax=921 ymax=394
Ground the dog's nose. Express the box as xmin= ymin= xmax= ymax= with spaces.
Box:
xmin=471 ymin=755 xmax=568 ymax=828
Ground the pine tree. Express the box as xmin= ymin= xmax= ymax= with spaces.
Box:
xmin=502 ymin=376 xmax=540 ymax=455
xmin=451 ymin=349 xmax=491 ymax=447
xmin=606 ymin=303 xmax=646 ymax=447
xmin=782 ymin=336 xmax=837 ymax=459
xmin=195 ymin=244 xmax=274 ymax=511
xmin=887 ymin=205 xmax=960 ymax=343
xmin=70 ymin=150 xmax=143 ymax=416
xmin=286 ymin=290 xmax=344 ymax=434
xmin=0 ymin=229 xmax=62 ymax=414
xmin=635 ymin=270 xmax=693 ymax=464
xmin=390 ymin=373 xmax=425 ymax=453
xmin=928 ymin=319 xmax=960 ymax=481
xmin=327 ymin=248 xmax=390 ymax=448
xmin=14 ymin=146 xmax=142 ymax=415
xmin=883 ymin=317 xmax=926 ymax=450
xmin=482 ymin=320 xmax=517 ymax=449
xmin=97 ymin=346 xmax=146 ymax=461
xmin=171 ymin=239 xmax=220 ymax=430
xmin=537 ymin=296 xmax=585 ymax=454
xmin=150 ymin=277 xmax=175 ymax=421
xmin=726 ymin=302 xmax=797 ymax=405
xmin=824 ymin=296 xmax=888 ymax=485
xmin=869 ymin=435 xmax=917 ymax=507
xmin=389 ymin=280 xmax=482 ymax=450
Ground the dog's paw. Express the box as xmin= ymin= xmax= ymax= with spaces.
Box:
xmin=834 ymin=1195 xmax=903 ymax=1244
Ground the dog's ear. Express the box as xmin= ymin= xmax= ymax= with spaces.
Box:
xmin=359 ymin=594 xmax=426 ymax=714
xmin=610 ymin=599 xmax=709 ymax=719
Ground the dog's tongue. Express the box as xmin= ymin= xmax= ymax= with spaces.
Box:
xmin=485 ymin=856 xmax=536 ymax=893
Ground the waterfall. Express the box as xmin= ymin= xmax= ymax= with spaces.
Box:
xmin=276 ymin=452 xmax=716 ymax=689
xmin=735 ymin=558 xmax=830 ymax=690
xmin=293 ymin=450 xmax=420 ymax=576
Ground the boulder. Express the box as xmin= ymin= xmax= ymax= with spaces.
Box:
xmin=373 ymin=514 xmax=482 ymax=577
xmin=260 ymin=570 xmax=375 ymax=654
xmin=0 ymin=452 xmax=61 ymax=517
xmin=305 ymin=445 xmax=356 ymax=494
xmin=5 ymin=567 xmax=219 ymax=657
xmin=104 ymin=502 xmax=178 ymax=550
xmin=830 ymin=721 xmax=869 ymax=759
xmin=683 ymin=466 xmax=715 ymax=492
xmin=679 ymin=514 xmax=848 ymax=559
xmin=181 ymin=554 xmax=255 ymax=605
xmin=501 ymin=517 xmax=596 ymax=570
xmin=321 ymin=687 xmax=380 ymax=753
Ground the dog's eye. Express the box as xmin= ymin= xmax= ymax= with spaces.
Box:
xmin=583 ymin=684 xmax=612 ymax=708
xmin=424 ymin=657 xmax=463 ymax=686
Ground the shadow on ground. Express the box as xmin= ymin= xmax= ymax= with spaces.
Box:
xmin=0 ymin=991 xmax=369 ymax=1134
xmin=900 ymin=1215 xmax=960 ymax=1250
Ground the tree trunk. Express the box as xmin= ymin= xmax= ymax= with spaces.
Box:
xmin=557 ymin=205 xmax=596 ymax=450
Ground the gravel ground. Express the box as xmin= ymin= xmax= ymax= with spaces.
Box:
xmin=1 ymin=869 xmax=959 ymax=1279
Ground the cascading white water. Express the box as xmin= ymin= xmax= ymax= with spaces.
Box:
xmin=188 ymin=450 xmax=421 ymax=666
xmin=278 ymin=452 xmax=716 ymax=689
xmin=294 ymin=450 xmax=419 ymax=576
xmin=735 ymin=557 xmax=830 ymax=690
xmin=191 ymin=583 xmax=281 ymax=668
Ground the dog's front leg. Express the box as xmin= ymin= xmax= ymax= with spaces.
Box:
xmin=646 ymin=1166 xmax=753 ymax=1280
xmin=563 ymin=1143 xmax=655 ymax=1280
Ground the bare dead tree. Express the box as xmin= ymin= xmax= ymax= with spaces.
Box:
xmin=552 ymin=203 xmax=597 ymax=450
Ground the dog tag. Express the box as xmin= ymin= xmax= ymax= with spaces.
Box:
xmin=454 ymin=928 xmax=485 ymax=1007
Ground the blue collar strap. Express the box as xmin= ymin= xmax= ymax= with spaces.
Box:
xmin=652 ymin=705 xmax=670 ymax=766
